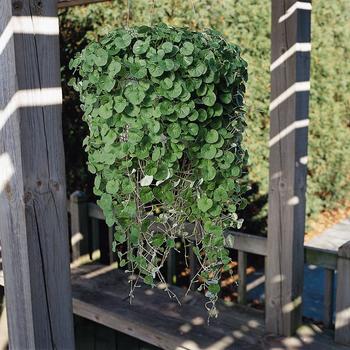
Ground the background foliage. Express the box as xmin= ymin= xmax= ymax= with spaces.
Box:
xmin=59 ymin=0 xmax=350 ymax=234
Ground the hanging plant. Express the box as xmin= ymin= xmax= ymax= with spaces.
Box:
xmin=70 ymin=23 xmax=248 ymax=316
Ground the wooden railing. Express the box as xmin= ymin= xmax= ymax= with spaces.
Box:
xmin=1 ymin=191 xmax=349 ymax=344
xmin=67 ymin=191 xmax=350 ymax=344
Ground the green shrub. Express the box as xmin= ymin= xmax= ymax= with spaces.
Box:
xmin=59 ymin=0 xmax=350 ymax=232
xmin=71 ymin=23 xmax=248 ymax=314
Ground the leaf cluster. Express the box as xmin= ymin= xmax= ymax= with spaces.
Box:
xmin=70 ymin=23 xmax=248 ymax=315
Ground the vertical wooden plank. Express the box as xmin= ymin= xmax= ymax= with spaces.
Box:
xmin=70 ymin=191 xmax=89 ymax=262
xmin=0 ymin=245 xmax=2 ymax=273
xmin=99 ymin=223 xmax=115 ymax=265
xmin=266 ymin=0 xmax=312 ymax=336
xmin=74 ymin=316 xmax=95 ymax=350
xmin=117 ymin=332 xmax=139 ymax=350
xmin=335 ymin=241 xmax=350 ymax=345
xmin=238 ymin=251 xmax=247 ymax=305
xmin=323 ymin=268 xmax=334 ymax=328
xmin=94 ymin=323 xmax=117 ymax=350
xmin=91 ymin=217 xmax=101 ymax=258
xmin=0 ymin=1 xmax=74 ymax=348
xmin=0 ymin=300 xmax=8 ymax=350
xmin=167 ymin=249 xmax=176 ymax=285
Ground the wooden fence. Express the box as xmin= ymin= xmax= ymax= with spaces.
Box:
xmin=66 ymin=191 xmax=350 ymax=345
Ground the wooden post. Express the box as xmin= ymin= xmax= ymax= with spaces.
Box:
xmin=335 ymin=241 xmax=350 ymax=345
xmin=0 ymin=1 xmax=75 ymax=348
xmin=323 ymin=268 xmax=334 ymax=328
xmin=167 ymin=249 xmax=176 ymax=285
xmin=237 ymin=251 xmax=247 ymax=305
xmin=70 ymin=191 xmax=89 ymax=262
xmin=266 ymin=0 xmax=312 ymax=336
xmin=99 ymin=223 xmax=116 ymax=265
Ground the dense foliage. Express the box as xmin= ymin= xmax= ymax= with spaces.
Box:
xmin=59 ymin=0 xmax=350 ymax=234
xmin=71 ymin=24 xmax=248 ymax=314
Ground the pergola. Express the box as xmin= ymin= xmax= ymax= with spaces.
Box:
xmin=0 ymin=0 xmax=349 ymax=349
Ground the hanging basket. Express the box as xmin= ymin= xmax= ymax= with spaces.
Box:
xmin=70 ymin=23 xmax=248 ymax=316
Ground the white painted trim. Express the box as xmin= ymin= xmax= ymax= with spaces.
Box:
xmin=0 ymin=88 xmax=62 ymax=131
xmin=270 ymin=43 xmax=311 ymax=71
xmin=0 ymin=16 xmax=59 ymax=55
xmin=269 ymin=119 xmax=309 ymax=147
xmin=269 ymin=81 xmax=310 ymax=112
xmin=279 ymin=2 xmax=312 ymax=23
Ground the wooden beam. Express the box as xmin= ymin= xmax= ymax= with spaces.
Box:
xmin=225 ymin=231 xmax=267 ymax=256
xmin=58 ymin=0 xmax=111 ymax=8
xmin=0 ymin=1 xmax=74 ymax=348
xmin=305 ymin=246 xmax=337 ymax=270
xmin=266 ymin=0 xmax=311 ymax=336
xmin=335 ymin=241 xmax=350 ymax=345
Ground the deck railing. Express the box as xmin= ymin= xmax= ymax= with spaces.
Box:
xmin=1 ymin=191 xmax=349 ymax=345
xmin=67 ymin=191 xmax=350 ymax=345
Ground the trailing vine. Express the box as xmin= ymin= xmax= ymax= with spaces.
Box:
xmin=70 ymin=23 xmax=248 ymax=316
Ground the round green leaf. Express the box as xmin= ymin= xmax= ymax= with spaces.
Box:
xmin=180 ymin=41 xmax=194 ymax=55
xmin=197 ymin=196 xmax=213 ymax=212
xmin=162 ymin=41 xmax=173 ymax=53
xmin=213 ymin=187 xmax=228 ymax=202
xmin=188 ymin=123 xmax=199 ymax=136
xmin=106 ymin=179 xmax=120 ymax=195
xmin=202 ymin=91 xmax=216 ymax=106
xmin=205 ymin=130 xmax=219 ymax=144
xmin=114 ymin=96 xmax=128 ymax=113
xmin=167 ymin=123 xmax=181 ymax=138
xmin=133 ymin=39 xmax=150 ymax=55
xmin=124 ymin=84 xmax=146 ymax=105
xmin=201 ymin=144 xmax=217 ymax=159
xmin=94 ymin=48 xmax=108 ymax=66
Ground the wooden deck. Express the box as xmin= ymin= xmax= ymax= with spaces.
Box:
xmin=71 ymin=263 xmax=348 ymax=350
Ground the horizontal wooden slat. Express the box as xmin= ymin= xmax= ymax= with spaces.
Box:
xmin=80 ymin=200 xmax=343 ymax=269
xmin=225 ymin=231 xmax=267 ymax=256
xmin=72 ymin=264 xmax=266 ymax=350
xmin=71 ymin=263 xmax=347 ymax=350
xmin=0 ymin=242 xmax=341 ymax=286
xmin=58 ymin=0 xmax=110 ymax=8
xmin=305 ymin=246 xmax=337 ymax=270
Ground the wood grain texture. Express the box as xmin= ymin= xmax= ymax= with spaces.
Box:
xmin=335 ymin=241 xmax=350 ymax=345
xmin=323 ymin=269 xmax=334 ymax=329
xmin=266 ymin=0 xmax=311 ymax=336
xmin=0 ymin=1 xmax=74 ymax=348
xmin=71 ymin=263 xmax=349 ymax=350
xmin=71 ymin=265 xmax=266 ymax=350
xmin=225 ymin=231 xmax=267 ymax=256
xmin=237 ymin=251 xmax=247 ymax=305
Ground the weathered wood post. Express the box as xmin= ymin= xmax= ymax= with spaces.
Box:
xmin=0 ymin=1 xmax=75 ymax=348
xmin=323 ymin=268 xmax=334 ymax=329
xmin=266 ymin=0 xmax=312 ymax=336
xmin=70 ymin=191 xmax=89 ymax=262
xmin=335 ymin=241 xmax=350 ymax=345
xmin=237 ymin=251 xmax=247 ymax=305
